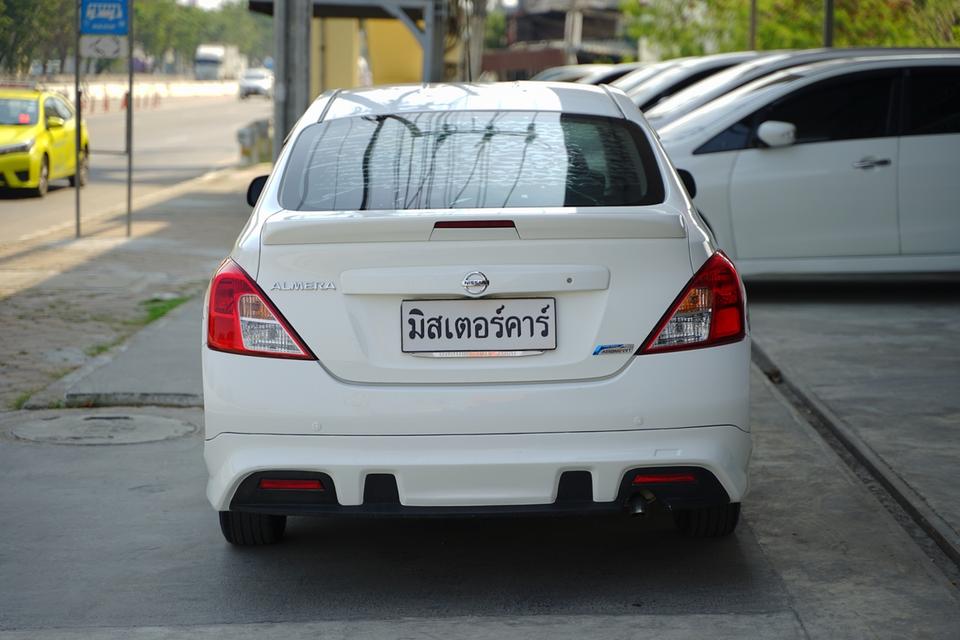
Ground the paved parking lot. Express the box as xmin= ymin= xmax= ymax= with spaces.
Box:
xmin=2 ymin=370 xmax=958 ymax=639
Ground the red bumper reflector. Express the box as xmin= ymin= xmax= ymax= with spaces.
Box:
xmin=632 ymin=473 xmax=697 ymax=485
xmin=434 ymin=220 xmax=515 ymax=229
xmin=259 ymin=479 xmax=324 ymax=491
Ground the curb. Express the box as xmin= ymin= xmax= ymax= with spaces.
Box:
xmin=25 ymin=297 xmax=207 ymax=411
xmin=64 ymin=392 xmax=202 ymax=408
xmin=751 ymin=341 xmax=960 ymax=569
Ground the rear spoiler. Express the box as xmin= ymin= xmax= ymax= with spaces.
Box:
xmin=262 ymin=210 xmax=686 ymax=245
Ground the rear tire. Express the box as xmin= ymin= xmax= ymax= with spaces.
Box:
xmin=69 ymin=147 xmax=88 ymax=187
xmin=674 ymin=503 xmax=740 ymax=538
xmin=218 ymin=511 xmax=286 ymax=545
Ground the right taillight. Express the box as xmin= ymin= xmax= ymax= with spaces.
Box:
xmin=639 ymin=251 xmax=745 ymax=354
xmin=207 ymin=259 xmax=315 ymax=360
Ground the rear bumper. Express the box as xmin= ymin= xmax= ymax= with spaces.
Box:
xmin=204 ymin=425 xmax=751 ymax=512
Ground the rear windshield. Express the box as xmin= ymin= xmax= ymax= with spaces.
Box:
xmin=279 ymin=110 xmax=665 ymax=211
xmin=0 ymin=98 xmax=38 ymax=125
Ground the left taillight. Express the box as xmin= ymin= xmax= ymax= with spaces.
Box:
xmin=207 ymin=259 xmax=315 ymax=360
xmin=639 ymin=251 xmax=746 ymax=355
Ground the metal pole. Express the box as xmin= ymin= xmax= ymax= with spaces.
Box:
xmin=272 ymin=0 xmax=286 ymax=161
xmin=749 ymin=0 xmax=757 ymax=50
xmin=126 ymin=0 xmax=133 ymax=237
xmin=75 ymin=0 xmax=82 ymax=239
xmin=823 ymin=0 xmax=834 ymax=47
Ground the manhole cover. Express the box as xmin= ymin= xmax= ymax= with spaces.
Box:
xmin=11 ymin=413 xmax=196 ymax=445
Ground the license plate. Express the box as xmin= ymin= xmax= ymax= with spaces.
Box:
xmin=402 ymin=298 xmax=557 ymax=356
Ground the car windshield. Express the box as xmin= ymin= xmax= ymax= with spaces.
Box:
xmin=646 ymin=54 xmax=795 ymax=120
xmin=0 ymin=98 xmax=39 ymax=125
xmin=613 ymin=61 xmax=678 ymax=93
xmin=659 ymin=72 xmax=806 ymax=141
xmin=244 ymin=70 xmax=268 ymax=79
xmin=280 ymin=110 xmax=665 ymax=211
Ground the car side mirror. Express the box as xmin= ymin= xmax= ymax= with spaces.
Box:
xmin=676 ymin=168 xmax=697 ymax=199
xmin=246 ymin=175 xmax=269 ymax=207
xmin=756 ymin=120 xmax=796 ymax=148
xmin=46 ymin=116 xmax=65 ymax=129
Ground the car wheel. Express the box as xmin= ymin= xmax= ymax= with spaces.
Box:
xmin=218 ymin=511 xmax=286 ymax=545
xmin=674 ymin=503 xmax=740 ymax=537
xmin=33 ymin=155 xmax=49 ymax=197
xmin=69 ymin=147 xmax=89 ymax=187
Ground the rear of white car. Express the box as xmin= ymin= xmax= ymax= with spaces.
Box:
xmin=203 ymin=83 xmax=751 ymax=545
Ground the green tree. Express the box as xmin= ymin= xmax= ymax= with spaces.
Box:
xmin=0 ymin=0 xmax=73 ymax=75
xmin=484 ymin=9 xmax=507 ymax=49
xmin=620 ymin=0 xmax=958 ymax=57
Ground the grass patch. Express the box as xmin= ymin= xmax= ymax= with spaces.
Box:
xmin=139 ymin=296 xmax=191 ymax=325
xmin=85 ymin=341 xmax=120 ymax=357
xmin=9 ymin=390 xmax=33 ymax=410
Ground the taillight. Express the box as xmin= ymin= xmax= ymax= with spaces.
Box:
xmin=639 ymin=252 xmax=745 ymax=354
xmin=207 ymin=259 xmax=315 ymax=360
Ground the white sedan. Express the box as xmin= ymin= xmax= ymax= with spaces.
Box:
xmin=203 ymin=82 xmax=751 ymax=545
xmin=660 ymin=54 xmax=960 ymax=276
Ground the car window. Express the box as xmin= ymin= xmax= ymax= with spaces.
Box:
xmin=0 ymin=98 xmax=38 ymax=125
xmin=694 ymin=118 xmax=754 ymax=154
xmin=759 ymin=72 xmax=896 ymax=144
xmin=54 ymin=97 xmax=74 ymax=120
xmin=280 ymin=111 xmax=665 ymax=211
xmin=905 ymin=67 xmax=960 ymax=136
xmin=43 ymin=98 xmax=60 ymax=121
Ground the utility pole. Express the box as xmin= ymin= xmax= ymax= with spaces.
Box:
xmin=823 ymin=0 xmax=835 ymax=47
xmin=126 ymin=0 xmax=133 ymax=237
xmin=563 ymin=0 xmax=583 ymax=65
xmin=749 ymin=0 xmax=757 ymax=50
xmin=74 ymin=0 xmax=81 ymax=238
xmin=273 ymin=0 xmax=311 ymax=161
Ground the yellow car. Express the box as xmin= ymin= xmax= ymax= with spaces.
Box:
xmin=0 ymin=87 xmax=90 ymax=197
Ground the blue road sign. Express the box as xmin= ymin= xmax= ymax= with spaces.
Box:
xmin=80 ymin=0 xmax=128 ymax=36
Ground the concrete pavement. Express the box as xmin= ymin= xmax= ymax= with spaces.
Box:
xmin=61 ymin=297 xmax=204 ymax=408
xmin=749 ymin=280 xmax=960 ymax=566
xmin=2 ymin=370 xmax=958 ymax=638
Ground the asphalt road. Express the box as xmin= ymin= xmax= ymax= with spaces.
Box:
xmin=0 ymin=95 xmax=271 ymax=245
xmin=1 ymin=371 xmax=958 ymax=638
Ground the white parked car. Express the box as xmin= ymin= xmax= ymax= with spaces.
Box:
xmin=203 ymin=82 xmax=751 ymax=545
xmin=659 ymin=55 xmax=960 ymax=276
xmin=623 ymin=51 xmax=765 ymax=111
xmin=238 ymin=68 xmax=273 ymax=99
xmin=645 ymin=47 xmax=950 ymax=128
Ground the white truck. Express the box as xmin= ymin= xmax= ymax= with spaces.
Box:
xmin=194 ymin=44 xmax=246 ymax=81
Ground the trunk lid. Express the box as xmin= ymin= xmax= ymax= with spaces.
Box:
xmin=256 ymin=208 xmax=691 ymax=385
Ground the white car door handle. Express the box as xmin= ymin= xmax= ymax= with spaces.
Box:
xmin=852 ymin=157 xmax=892 ymax=169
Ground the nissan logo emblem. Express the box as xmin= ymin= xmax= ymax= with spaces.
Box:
xmin=462 ymin=271 xmax=489 ymax=295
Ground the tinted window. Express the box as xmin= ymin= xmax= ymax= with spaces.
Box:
xmin=0 ymin=98 xmax=38 ymax=125
xmin=53 ymin=97 xmax=74 ymax=120
xmin=761 ymin=73 xmax=896 ymax=144
xmin=695 ymin=118 xmax=753 ymax=154
xmin=280 ymin=111 xmax=665 ymax=211
xmin=43 ymin=98 xmax=59 ymax=120
xmin=906 ymin=68 xmax=960 ymax=135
